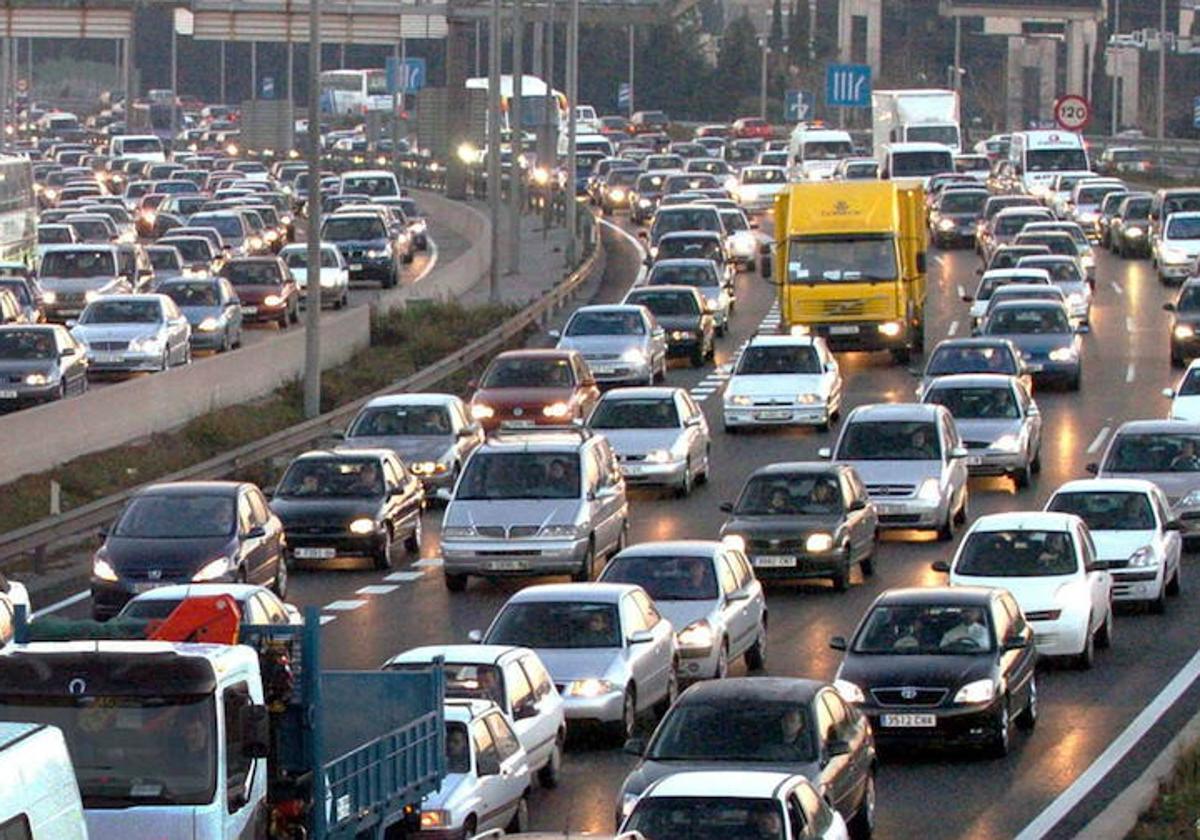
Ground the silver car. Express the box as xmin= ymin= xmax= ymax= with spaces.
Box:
xmin=340 ymin=393 xmax=484 ymax=500
xmin=587 ymin=387 xmax=711 ymax=496
xmin=552 ymin=304 xmax=668 ymax=387
xmin=644 ymin=258 xmax=731 ymax=335
xmin=598 ymin=541 xmax=767 ymax=683
xmin=441 ymin=428 xmax=629 ymax=591
xmin=70 ymin=293 xmax=191 ymax=372
xmin=1015 ymin=254 xmax=1092 ymax=324
xmin=821 ymin=403 xmax=970 ymax=541
xmin=475 ymin=582 xmax=679 ymax=742
xmin=1091 ymin=420 xmax=1200 ymax=540
xmin=37 ymin=244 xmax=132 ymax=322
xmin=921 ymin=374 xmax=1042 ymax=488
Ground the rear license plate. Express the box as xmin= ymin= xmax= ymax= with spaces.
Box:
xmin=488 ymin=559 xmax=529 ymax=571
xmin=241 ymin=306 xmax=258 ymax=315
xmin=753 ymin=410 xmax=792 ymax=421
xmin=880 ymin=713 xmax=936 ymax=728
xmin=829 ymin=325 xmax=860 ymax=335
xmin=0 ymin=390 xmax=16 ymax=399
xmin=93 ymin=352 xmax=124 ymax=363
xmin=753 ymin=555 xmax=797 ymax=568
xmin=294 ymin=547 xmax=336 ymax=559
xmin=350 ymin=263 xmax=364 ymax=271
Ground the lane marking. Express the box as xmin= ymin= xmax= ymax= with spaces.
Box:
xmin=356 ymin=584 xmax=399 ymax=595
xmin=323 ymin=599 xmax=367 ymax=611
xmin=1126 ymin=363 xmax=1136 ymax=383
xmin=410 ymin=236 xmax=441 ymax=286
xmin=1127 ymin=316 xmax=1135 ymax=333
xmin=1086 ymin=426 xmax=1111 ymax=455
xmin=1014 ymin=646 xmax=1200 ymax=840
xmin=947 ymin=320 xmax=959 ymax=337
xmin=412 ymin=557 xmax=444 ymax=568
xmin=383 ymin=570 xmax=425 ymax=582
xmin=319 ymin=615 xmax=338 ymax=626
xmin=32 ymin=590 xmax=89 ymax=618
xmin=957 ymin=284 xmax=966 ymax=300
xmin=1111 ymin=281 xmax=1123 ymax=296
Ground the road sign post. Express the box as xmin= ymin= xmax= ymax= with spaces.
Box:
xmin=1053 ymin=94 xmax=1091 ymax=132
xmin=386 ymin=56 xmax=427 ymax=94
xmin=785 ymin=90 xmax=812 ymax=122
xmin=825 ymin=64 xmax=871 ymax=108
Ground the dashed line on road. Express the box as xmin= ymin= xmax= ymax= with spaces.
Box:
xmin=1127 ymin=316 xmax=1136 ymax=333
xmin=319 ymin=615 xmax=338 ymax=626
xmin=1111 ymin=281 xmax=1124 ymax=296
xmin=1086 ymin=426 xmax=1112 ymax=455
xmin=412 ymin=557 xmax=444 ymax=568
xmin=1126 ymin=363 xmax=1136 ymax=383
xmin=957 ymin=284 xmax=966 ymax=300
xmin=323 ymin=599 xmax=367 ymax=612
xmin=383 ymin=570 xmax=426 ymax=582
xmin=947 ymin=320 xmax=959 ymax=337
xmin=356 ymin=584 xmax=400 ymax=596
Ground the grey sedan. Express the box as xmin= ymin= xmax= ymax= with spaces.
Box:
xmin=1091 ymin=421 xmax=1200 ymax=541
xmin=552 ymin=304 xmax=668 ymax=386
xmin=978 ymin=300 xmax=1086 ymax=390
xmin=0 ymin=324 xmax=88 ymax=409
xmin=70 ymin=294 xmax=192 ymax=373
xmin=157 ymin=276 xmax=243 ymax=352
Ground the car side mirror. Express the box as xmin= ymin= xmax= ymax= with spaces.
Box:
xmin=961 ymin=294 xmax=974 ymax=303
xmin=97 ymin=526 xmax=109 ymax=542
xmin=246 ymin=525 xmax=267 ymax=539
xmin=60 ymin=346 xmax=76 ymax=356
xmin=1026 ymin=403 xmax=1040 ymax=417
xmin=66 ymin=319 xmax=77 ymax=328
xmin=931 ymin=560 xmax=950 ymax=573
xmin=719 ymin=501 xmax=734 ymax=513
xmin=513 ymin=700 xmax=539 ymax=721
xmin=849 ymin=499 xmax=867 ymax=512
xmin=1164 ymin=302 xmax=1177 ymax=312
xmin=1085 ymin=463 xmax=1099 ymax=475
xmin=828 ymin=636 xmax=847 ymax=651
xmin=949 ymin=446 xmax=968 ymax=460
xmin=467 ymin=378 xmax=479 ymax=389
xmin=628 ymin=629 xmax=654 ymax=645
xmin=636 ymin=230 xmax=648 ymax=240
xmin=477 ymin=755 xmax=501 ymax=776
xmin=467 ymin=629 xmax=484 ymax=643
xmin=1075 ymin=324 xmax=1090 ymax=334
xmin=825 ymin=739 xmax=850 ymax=759
xmin=240 ymin=704 xmax=270 ymax=758
xmin=817 ymin=447 xmax=832 ymax=460
xmin=548 ymin=329 xmax=561 ymax=339
xmin=1163 ymin=388 xmax=1176 ymax=399
xmin=916 ymin=252 xmax=927 ymax=274
xmin=262 ymin=485 xmax=276 ymax=498
xmin=1165 ymin=519 xmax=1183 ymax=532
xmin=624 ymin=737 xmax=647 ymax=756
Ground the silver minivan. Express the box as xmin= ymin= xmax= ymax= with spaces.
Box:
xmin=441 ymin=428 xmax=629 ymax=591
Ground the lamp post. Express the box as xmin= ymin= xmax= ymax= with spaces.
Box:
xmin=302 ymin=0 xmax=322 ymax=418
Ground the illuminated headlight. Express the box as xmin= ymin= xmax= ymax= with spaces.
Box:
xmin=263 ymin=294 xmax=284 ymax=307
xmin=728 ymin=394 xmax=752 ymax=406
xmin=669 ymin=329 xmax=694 ymax=340
xmin=539 ymin=524 xmax=581 ymax=539
xmin=1077 ymin=211 xmax=1099 ymax=224
xmin=348 ymin=517 xmax=377 ymax=535
xmin=724 ymin=176 xmax=739 ymax=192
xmin=470 ymin=403 xmax=494 ymax=420
xmin=833 ymin=679 xmax=865 ymax=704
xmin=1126 ymin=227 xmax=1145 ymax=238
xmin=442 ymin=525 xmax=478 ymax=539
xmin=566 ymin=678 xmax=614 ymax=698
xmin=409 ymin=461 xmax=444 ymax=475
xmin=644 ymin=448 xmax=672 ymax=463
xmin=796 ymin=393 xmax=820 ymax=405
xmin=411 ymin=220 xmax=427 ymax=234
xmin=84 ymin=290 xmax=101 ymax=303
xmin=197 ymin=316 xmax=220 ymax=332
xmin=789 ymin=325 xmax=811 ymax=336
xmin=917 ymin=478 xmax=942 ymax=501
xmin=366 ymin=248 xmax=389 ymax=258
xmin=1176 ymin=325 xmax=1195 ymax=340
xmin=23 ymin=372 xmax=50 ymax=386
xmin=225 ymin=143 xmax=239 ymax=156
xmin=937 ymin=217 xmax=956 ymax=231
xmin=543 ymin=401 xmax=571 ymax=418
xmin=638 ymin=198 xmax=652 ymax=208
xmin=1182 ymin=489 xmax=1200 ymax=508
xmin=281 ymin=214 xmax=293 ymax=225
xmin=265 ymin=230 xmax=279 ymax=242
xmin=531 ymin=166 xmax=551 ymax=186
xmin=1128 ymin=545 xmax=1158 ymax=568
xmin=192 ymin=556 xmax=233 ymax=582
xmin=248 ymin=236 xmax=265 ymax=251
xmin=1068 ymin=292 xmax=1084 ymax=305
xmin=128 ymin=335 xmax=163 ymax=352
xmin=953 ymin=678 xmax=997 ymax=705
xmin=92 ymin=556 xmax=119 ymax=582
xmin=990 ymin=433 xmax=1022 ymax=452
xmin=43 ymin=188 xmax=57 ymax=200
xmin=621 ymin=348 xmax=646 ymax=364
xmin=1081 ymin=254 xmax=1095 ymax=269
xmin=677 ymin=619 xmax=714 ymax=649
xmin=140 ymin=210 xmax=157 ymax=223
xmin=609 ymin=188 xmax=626 ymax=202
xmin=877 ymin=321 xmax=903 ymax=337
xmin=419 ymin=810 xmax=451 ymax=829
xmin=805 ymin=532 xmax=835 ymax=553
xmin=1048 ymin=347 xmax=1077 ymax=362
xmin=41 ymin=291 xmax=56 ymax=304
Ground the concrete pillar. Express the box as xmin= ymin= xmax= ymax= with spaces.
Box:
xmin=444 ymin=8 xmax=472 ymax=200
xmin=837 ymin=0 xmax=881 ymax=76
xmin=1106 ymin=44 xmax=1140 ymax=131
xmin=1065 ymin=20 xmax=1086 ymax=95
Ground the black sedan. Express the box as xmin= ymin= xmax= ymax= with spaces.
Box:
xmin=90 ymin=481 xmax=287 ymax=620
xmin=618 ymin=678 xmax=877 ymax=839
xmin=1165 ymin=278 xmax=1200 ymax=368
xmin=0 ymin=324 xmax=88 ymax=410
xmin=268 ymin=449 xmax=424 ymax=570
xmin=623 ymin=286 xmax=714 ymax=368
xmin=719 ymin=463 xmax=878 ymax=591
xmin=830 ymin=586 xmax=1037 ymax=757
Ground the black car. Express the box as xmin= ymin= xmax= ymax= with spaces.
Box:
xmin=623 ymin=286 xmax=714 ymax=368
xmin=0 ymin=324 xmax=88 ymax=410
xmin=831 ymin=586 xmax=1037 ymax=757
xmin=929 ymin=188 xmax=988 ymax=249
xmin=268 ymin=449 xmax=424 ymax=570
xmin=90 ymin=481 xmax=287 ymax=620
xmin=981 ymin=244 xmax=1051 ymax=274
xmin=1165 ymin=278 xmax=1200 ymax=367
xmin=720 ymin=463 xmax=878 ymax=591
xmin=319 ymin=212 xmax=402 ymax=287
xmin=618 ymin=678 xmax=877 ymax=838
xmin=630 ymin=173 xmax=668 ymax=226
xmin=1109 ymin=192 xmax=1153 ymax=258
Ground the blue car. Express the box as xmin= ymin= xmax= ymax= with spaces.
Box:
xmin=979 ymin=299 xmax=1086 ymax=391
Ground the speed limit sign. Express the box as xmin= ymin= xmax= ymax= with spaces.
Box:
xmin=1054 ymin=95 xmax=1091 ymax=131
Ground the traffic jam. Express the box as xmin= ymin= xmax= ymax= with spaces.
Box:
xmin=3 ymin=79 xmax=1200 ymax=840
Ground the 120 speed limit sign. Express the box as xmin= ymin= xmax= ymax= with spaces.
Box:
xmin=1054 ymin=95 xmax=1091 ymax=131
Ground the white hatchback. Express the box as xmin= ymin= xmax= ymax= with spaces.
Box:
xmin=723 ymin=335 xmax=843 ymax=432
xmin=1163 ymin=360 xmax=1200 ymax=421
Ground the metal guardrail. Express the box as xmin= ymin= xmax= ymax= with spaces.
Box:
xmin=0 ymin=223 xmax=601 ymax=574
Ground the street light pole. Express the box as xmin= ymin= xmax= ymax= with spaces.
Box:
xmin=628 ymin=24 xmax=635 ymax=115
xmin=487 ymin=0 xmax=502 ymax=301
xmin=565 ymin=0 xmax=579 ymax=266
xmin=303 ymin=0 xmax=322 ymax=418
xmin=759 ymin=39 xmax=768 ymax=120
xmin=1111 ymin=0 xmax=1121 ymax=135
xmin=510 ymin=0 xmax=523 ymax=275
xmin=1156 ymin=0 xmax=1166 ymax=142
xmin=952 ymin=16 xmax=961 ymax=92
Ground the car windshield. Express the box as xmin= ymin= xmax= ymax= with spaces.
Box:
xmin=627 ymin=291 xmax=699 ymax=317
xmin=456 ymin=452 xmax=581 ymax=500
xmin=1078 ymin=186 xmax=1119 ymax=204
xmin=1017 ymin=236 xmax=1076 ymax=257
xmin=995 ymin=215 xmax=1042 ymax=236
xmin=741 ymin=168 xmax=786 ymax=184
xmin=854 ymin=603 xmax=995 ymax=654
xmin=341 ymin=177 xmax=396 ymax=197
xmin=223 ymin=262 xmax=281 ymax=286
xmin=720 ymin=211 xmax=749 ymax=232
xmin=148 ymin=250 xmax=181 ymax=270
xmin=925 ymin=386 xmax=1019 ymax=420
xmin=648 ymin=700 xmax=816 ymax=762
xmin=284 ymin=249 xmax=340 ymax=269
xmin=956 ymin=529 xmax=1078 ymax=577
xmin=1026 ymin=148 xmax=1089 ymax=172
xmin=0 ymin=329 xmax=56 ymax=359
xmin=349 ymin=404 xmax=452 ymax=437
xmin=1164 ymin=196 xmax=1200 ymax=215
xmin=115 ymin=494 xmax=234 ymax=538
xmin=1112 ymin=150 xmax=1149 ymax=162
xmin=1179 ymin=368 xmax=1200 ymax=396
xmin=787 ymin=236 xmax=897 ymax=282
xmin=589 ymin=398 xmax=679 ymax=429
xmin=846 ymin=163 xmax=877 ymax=177
xmin=1101 ymin=194 xmax=1129 ymax=214
xmin=940 ymin=192 xmax=987 ymax=213
xmin=1048 ymin=491 xmax=1156 ymax=531
xmin=40 ymin=250 xmax=115 ymax=278
xmin=648 ymin=263 xmax=718 ymax=288
xmin=978 ymin=276 xmax=1042 ymax=299
xmin=892 ymin=151 xmax=953 ymax=177
xmin=801 ymin=140 xmax=852 ymax=161
xmin=625 ymin=797 xmax=786 ymax=840
xmin=1106 ymin=433 xmax=1200 ymax=473
xmin=736 ymin=473 xmax=843 ymax=515
xmin=321 ymin=217 xmax=386 ymax=240
xmin=444 ymin=722 xmax=471 ymax=774
xmin=837 ymin=421 xmax=940 ymax=460
xmin=985 ymin=307 xmax=1070 ymax=335
xmin=487 ymin=602 xmax=620 ymax=648
xmin=653 ymin=210 xmax=720 ymax=237
xmin=1177 ymin=286 xmax=1200 ymax=313
xmin=1167 ymin=218 xmax=1200 ymax=240
xmin=276 ymin=458 xmax=384 ymax=498
xmin=162 ymin=282 xmax=219 ymax=307
xmin=1018 ymin=259 xmax=1081 ymax=285
xmin=482 ymin=357 xmax=575 ymax=388
xmin=120 ymin=138 xmax=163 ymax=153
xmin=0 ymin=694 xmax=216 ymax=807
xmin=38 ymin=226 xmax=73 ymax=243
xmin=80 ymin=300 xmax=161 ymax=324
xmin=189 ymin=215 xmax=242 ymax=238
xmin=566 ymin=310 xmax=644 ymax=336
xmin=160 ymin=239 xmax=210 ymax=262
xmin=658 ymin=239 xmax=721 ymax=262
xmin=1122 ymin=198 xmax=1151 ymax=218
xmin=602 ymin=554 xmax=716 ymax=601
xmin=736 ymin=345 xmax=821 ymax=375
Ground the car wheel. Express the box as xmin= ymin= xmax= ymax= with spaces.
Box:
xmin=860 ymin=546 xmax=876 ymax=577
xmin=1168 ymin=563 xmax=1182 ymax=596
xmin=1172 ymin=348 xmax=1186 ymax=369
xmin=1031 ymin=448 xmax=1042 ymax=474
xmin=537 ymin=731 xmax=564 ymax=788
xmin=697 ymin=446 xmax=711 ymax=484
xmin=1016 ymin=676 xmax=1038 ymax=731
xmin=403 ymin=515 xmax=422 ymax=555
xmin=847 ymin=772 xmax=876 ymax=840
xmin=653 ymin=666 xmax=678 ymax=718
xmin=571 ymin=541 xmax=595 ymax=582
xmin=272 ymin=557 xmax=288 ymax=599
xmin=158 ymin=349 xmax=169 ymax=371
xmin=675 ymin=458 xmax=693 ymax=498
xmin=506 ymin=796 xmax=529 ymax=834
xmin=290 ymin=301 xmax=300 ymax=324
xmin=462 ymin=817 xmax=477 ymax=839
xmin=606 ymin=687 xmax=637 ymax=744
xmin=56 ymin=380 xmax=67 ymax=401
xmin=745 ymin=621 xmax=767 ymax=671
xmin=831 ymin=556 xmax=851 ymax=592
xmin=182 ymin=344 xmax=192 ymax=366
xmin=444 ymin=572 xmax=468 ymax=592
xmin=1075 ymin=623 xmax=1096 ymax=670
xmin=277 ymin=309 xmax=289 ymax=329
xmin=221 ymin=330 xmax=232 ymax=353
xmin=988 ymin=698 xmax=1011 ymax=758
xmin=372 ymin=526 xmax=393 ymax=570
xmin=1099 ymin=606 xmax=1115 ymax=646
xmin=1014 ymin=465 xmax=1031 ymax=489
xmin=954 ymin=490 xmax=969 ymax=525
xmin=1150 ymin=580 xmax=1167 ymax=614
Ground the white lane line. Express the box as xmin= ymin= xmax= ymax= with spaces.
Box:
xmin=1127 ymin=316 xmax=1135 ymax=333
xmin=947 ymin=320 xmax=959 ymax=337
xmin=412 ymin=557 xmax=444 ymax=568
xmin=356 ymin=584 xmax=399 ymax=595
xmin=1111 ymin=281 xmax=1124 ymax=296
xmin=691 ymin=389 xmax=716 ymax=397
xmin=1126 ymin=363 xmax=1136 ymax=383
xmin=693 ymin=393 xmax=711 ymax=402
xmin=32 ymin=590 xmax=89 ymax=618
xmin=411 ymin=236 xmax=441 ymax=286
xmin=319 ymin=615 xmax=338 ymax=626
xmin=383 ymin=570 xmax=425 ymax=582
xmin=1086 ymin=426 xmax=1111 ymax=455
xmin=957 ymin=284 xmax=966 ymax=299
xmin=1014 ymin=646 xmax=1200 ymax=840
xmin=323 ymin=599 xmax=367 ymax=611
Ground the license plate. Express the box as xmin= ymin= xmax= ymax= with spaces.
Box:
xmin=1025 ymin=363 xmax=1044 ymax=373
xmin=294 ymin=547 xmax=336 ymax=559
xmin=829 ymin=325 xmax=860 ymax=335
xmin=880 ymin=713 xmax=937 ymax=728
xmin=241 ymin=306 xmax=258 ymax=315
xmin=622 ymin=464 xmax=647 ymax=474
xmin=131 ymin=582 xmax=166 ymax=594
xmin=590 ymin=365 xmax=616 ymax=374
xmin=350 ymin=263 xmax=364 ymax=271
xmin=93 ymin=351 xmax=124 ymax=363
xmin=967 ymin=455 xmax=983 ymax=466
xmin=502 ymin=419 xmax=535 ymax=428
xmin=487 ymin=559 xmax=529 ymax=571
xmin=753 ymin=555 xmax=797 ymax=568
xmin=0 ymin=390 xmax=16 ymax=399
xmin=754 ymin=410 xmax=792 ymax=421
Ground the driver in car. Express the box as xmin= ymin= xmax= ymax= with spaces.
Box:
xmin=940 ymin=607 xmax=989 ymax=649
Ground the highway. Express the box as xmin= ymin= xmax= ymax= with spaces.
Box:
xmin=38 ymin=209 xmax=1197 ymax=839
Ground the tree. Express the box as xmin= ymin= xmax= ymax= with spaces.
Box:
xmin=813 ymin=0 xmax=838 ymax=60
xmin=716 ymin=11 xmax=763 ymax=106
xmin=787 ymin=0 xmax=810 ymax=64
xmin=770 ymin=0 xmax=785 ymax=50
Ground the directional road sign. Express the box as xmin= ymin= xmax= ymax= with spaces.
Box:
xmin=618 ymin=82 xmax=632 ymax=113
xmin=1053 ymin=94 xmax=1091 ymax=131
xmin=386 ymin=57 xmax=427 ymax=95
xmin=825 ymin=64 xmax=871 ymax=108
xmin=785 ymin=90 xmax=812 ymax=122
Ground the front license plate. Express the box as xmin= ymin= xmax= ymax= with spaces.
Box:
xmin=488 ymin=559 xmax=529 ymax=571
xmin=93 ymin=352 xmax=124 ymax=363
xmin=350 ymin=263 xmax=364 ymax=271
xmin=502 ymin=419 xmax=535 ymax=428
xmin=829 ymin=325 xmax=860 ymax=335
xmin=294 ymin=547 xmax=336 ymax=559
xmin=241 ymin=306 xmax=258 ymax=315
xmin=880 ymin=713 xmax=937 ymax=728
xmin=753 ymin=555 xmax=797 ymax=568
xmin=622 ymin=464 xmax=647 ymax=475
xmin=754 ymin=410 xmax=792 ymax=421
xmin=967 ymin=455 xmax=983 ymax=466
xmin=131 ymin=582 xmax=165 ymax=594
xmin=0 ymin=390 xmax=16 ymax=399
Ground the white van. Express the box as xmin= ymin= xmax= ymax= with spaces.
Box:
xmin=787 ymin=126 xmax=854 ymax=181
xmin=338 ymin=169 xmax=400 ymax=198
xmin=0 ymin=723 xmax=88 ymax=839
xmin=108 ymin=134 xmax=166 ymax=163
xmin=878 ymin=141 xmax=954 ymax=187
xmin=1008 ymin=130 xmax=1090 ymax=196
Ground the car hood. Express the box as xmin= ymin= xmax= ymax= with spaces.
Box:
xmin=178 ymin=305 xmax=224 ymax=323
xmin=954 ymin=418 xmax=1023 ymax=445
xmin=331 ymin=238 xmax=389 ymax=249
xmin=652 ymin=314 xmax=703 ymax=331
xmin=840 ymin=459 xmax=941 ymax=486
xmin=288 ymin=267 xmax=345 ymax=286
xmin=86 ymin=808 xmax=198 ymax=840
xmin=39 ymin=276 xmax=118 ymax=293
xmin=445 ymin=499 xmax=582 ymax=528
xmin=598 ymin=428 xmax=683 ymax=456
xmin=1164 ymin=240 xmax=1200 ymax=257
xmin=471 ymin=387 xmax=576 ymax=408
xmin=104 ymin=534 xmax=234 ymax=572
xmin=654 ymin=600 xmax=713 ymax=633
xmin=721 ymin=513 xmax=844 ymax=537
xmin=557 ymin=335 xmax=645 ymax=355
xmin=623 ymin=754 xmax=821 ymax=799
xmin=270 ymin=496 xmax=380 ymax=525
xmin=73 ymin=323 xmax=164 ymax=342
xmin=950 ymin=573 xmax=1075 ymax=613
xmin=989 ymin=332 xmax=1075 ymax=354
xmin=727 ymin=373 xmax=825 ymax=399
xmin=530 ymin=647 xmax=621 ymax=683
xmin=838 ymin=652 xmax=997 ymax=692
xmin=0 ymin=358 xmax=54 ymax=376
xmin=342 ymin=435 xmax=452 ymax=463
xmin=1170 ymin=395 xmax=1200 ymax=422
xmin=1089 ymin=530 xmax=1155 ymax=562
xmin=422 ymin=772 xmax=471 ymax=812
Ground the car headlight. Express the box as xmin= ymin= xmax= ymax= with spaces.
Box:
xmin=470 ymin=403 xmax=494 ymax=420
xmin=23 ymin=372 xmax=50 ymax=386
xmin=1181 ymin=489 xmax=1200 ymax=508
xmin=442 ymin=525 xmax=478 ymax=538
xmin=92 ymin=556 xmax=119 ymax=582
xmin=610 ymin=188 xmax=626 ymax=202
xmin=1077 ymin=211 xmax=1099 ymax=224
xmin=366 ymin=248 xmax=389 ymax=258
xmin=348 ymin=517 xmax=377 ymax=535
xmin=140 ymin=210 xmax=157 ymax=223
xmin=1081 ymin=253 xmax=1095 ymax=268
xmin=805 ymin=532 xmax=835 ymax=553
xmin=281 ymin=214 xmax=293 ymax=225
xmin=410 ymin=460 xmax=449 ymax=476
xmin=1176 ymin=325 xmax=1196 ymax=340
xmin=263 ymin=294 xmax=283 ymax=307
xmin=953 ymin=678 xmax=997 ymax=705
xmin=677 ymin=619 xmax=714 ymax=649
xmin=669 ymin=329 xmax=694 ymax=340
xmin=1048 ymin=347 xmax=1077 ymax=362
xmin=937 ymin=217 xmax=956 ymax=231
xmin=833 ymin=679 xmax=865 ymax=704
xmin=264 ymin=230 xmax=279 ymax=242
xmin=878 ymin=320 xmax=903 ymax=337
xmin=128 ymin=335 xmax=164 ymax=352
xmin=41 ymin=291 xmax=57 ymax=304
xmin=621 ymin=793 xmax=640 ymax=819
xmin=192 ymin=556 xmax=233 ymax=582
xmin=197 ymin=316 xmax=220 ymax=332
xmin=539 ymin=524 xmax=582 ymax=539
xmin=248 ymin=236 xmax=264 ymax=251
xmin=638 ymin=198 xmax=652 ymax=208
xmin=796 ymin=393 xmax=821 ymax=405
xmin=419 ymin=810 xmax=451 ymax=829
xmin=543 ymin=401 xmax=571 ymax=418
xmin=1128 ymin=545 xmax=1158 ymax=568
xmin=411 ymin=220 xmax=427 ymax=234
xmin=991 ymin=433 xmax=1022 ymax=452
xmin=1068 ymin=292 xmax=1084 ymax=305
xmin=566 ymin=678 xmax=614 ymax=697
xmin=916 ymin=477 xmax=942 ymax=501
xmin=644 ymin=448 xmax=672 ymax=464
xmin=1126 ymin=226 xmax=1145 ymax=238
xmin=728 ymin=394 xmax=752 ymax=406
xmin=621 ymin=348 xmax=646 ymax=364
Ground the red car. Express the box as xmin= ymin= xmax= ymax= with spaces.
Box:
xmin=220 ymin=256 xmax=300 ymax=328
xmin=732 ymin=117 xmax=773 ymax=139
xmin=468 ymin=349 xmax=601 ymax=432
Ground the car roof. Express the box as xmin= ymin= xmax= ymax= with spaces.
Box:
xmin=444 ymin=698 xmax=502 ymax=723
xmin=88 ymin=293 xmax=167 ymax=304
xmin=988 ymin=299 xmax=1069 ymax=312
xmin=745 ymin=334 xmax=818 ymax=348
xmin=923 ymin=373 xmax=1020 ymax=390
xmin=968 ymin=511 xmax=1080 ymax=532
xmin=123 ymin=583 xmax=268 ymax=601
xmin=138 ymin=480 xmax=243 ymax=496
xmin=615 ymin=540 xmax=723 ymax=558
xmin=982 ymin=268 xmax=1051 ymax=280
xmin=570 ymin=304 xmax=650 ymax=315
xmin=658 ymin=230 xmax=721 ymax=240
xmin=876 ymin=585 xmax=996 ymax=606
xmin=1051 ymin=478 xmax=1160 ymax=496
xmin=363 ymin=392 xmax=459 ymax=408
xmin=386 ymin=644 xmax=524 ymax=667
xmin=932 ymin=337 xmax=1017 ymax=350
xmin=626 ymin=284 xmax=702 ymax=298
xmin=747 ymin=461 xmax=841 ymax=478
xmin=1113 ymin=420 xmax=1200 ymax=435
xmin=645 ymin=770 xmax=798 ymax=799
xmin=506 ymin=582 xmax=641 ymax=604
xmin=292 ymin=448 xmax=390 ymax=461
xmin=677 ymin=676 xmax=825 ymax=707
xmin=476 ymin=431 xmax=592 ymax=453
xmin=599 ymin=386 xmax=682 ymax=400
xmin=650 ymin=258 xmax=719 ymax=269
xmin=493 ymin=348 xmax=578 ymax=361
xmin=847 ymin=402 xmax=942 ymax=422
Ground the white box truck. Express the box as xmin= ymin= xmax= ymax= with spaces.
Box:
xmin=872 ymin=89 xmax=962 ymax=155
xmin=0 ymin=722 xmax=88 ymax=840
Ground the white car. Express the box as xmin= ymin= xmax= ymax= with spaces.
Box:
xmin=1154 ymin=211 xmax=1200 ymax=284
xmin=1015 ymin=255 xmax=1092 ymax=324
xmin=723 ymin=335 xmax=843 ymax=432
xmin=1163 ymin=360 xmax=1200 ymax=421
xmin=419 ymin=699 xmax=532 ymax=836
xmin=733 ymin=166 xmax=789 ymax=213
xmin=384 ymin=645 xmax=567 ymax=787
xmin=598 ymin=541 xmax=768 ymax=682
xmin=717 ymin=206 xmax=759 ymax=269
xmin=940 ymin=511 xmax=1113 ymax=668
xmin=279 ymin=242 xmax=350 ymax=309
xmin=964 ymin=268 xmax=1051 ymax=330
xmin=620 ymin=771 xmax=849 ymax=840
xmin=1046 ymin=479 xmax=1182 ymax=611
xmin=115 ymin=583 xmax=302 ymax=625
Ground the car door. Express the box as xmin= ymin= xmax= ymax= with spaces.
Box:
xmin=941 ymin=413 xmax=968 ymax=505
xmin=719 ymin=551 xmax=758 ymax=657
xmin=246 ymin=488 xmax=281 ymax=584
xmin=590 ymin=442 xmax=625 ymax=555
xmin=818 ymin=342 xmax=842 ymax=410
xmin=483 ymin=712 xmax=528 ymax=826
xmin=997 ymin=593 xmax=1036 ymax=713
xmin=676 ymin=392 xmax=703 ymax=469
xmin=837 ymin=471 xmax=868 ymax=563
xmin=519 ymin=652 xmax=564 ymax=753
xmin=814 ymin=690 xmax=854 ymax=818
xmin=470 ymin=719 xmax=510 ymax=832
xmin=1077 ymin=526 xmax=1109 ymax=632
xmin=621 ymin=593 xmax=664 ymax=710
xmin=646 ymin=311 xmax=667 ymax=370
xmin=1152 ymin=488 xmax=1183 ymax=581
xmin=502 ymin=657 xmax=547 ymax=769
xmin=1015 ymin=381 xmax=1041 ymax=461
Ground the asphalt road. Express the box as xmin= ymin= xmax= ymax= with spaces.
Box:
xmin=39 ymin=210 xmax=1199 ymax=838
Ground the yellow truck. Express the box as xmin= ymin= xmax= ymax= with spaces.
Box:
xmin=761 ymin=181 xmax=928 ymax=362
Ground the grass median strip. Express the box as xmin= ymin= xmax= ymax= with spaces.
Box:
xmin=1129 ymin=742 xmax=1200 ymax=839
xmin=0 ymin=301 xmax=520 ymax=537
